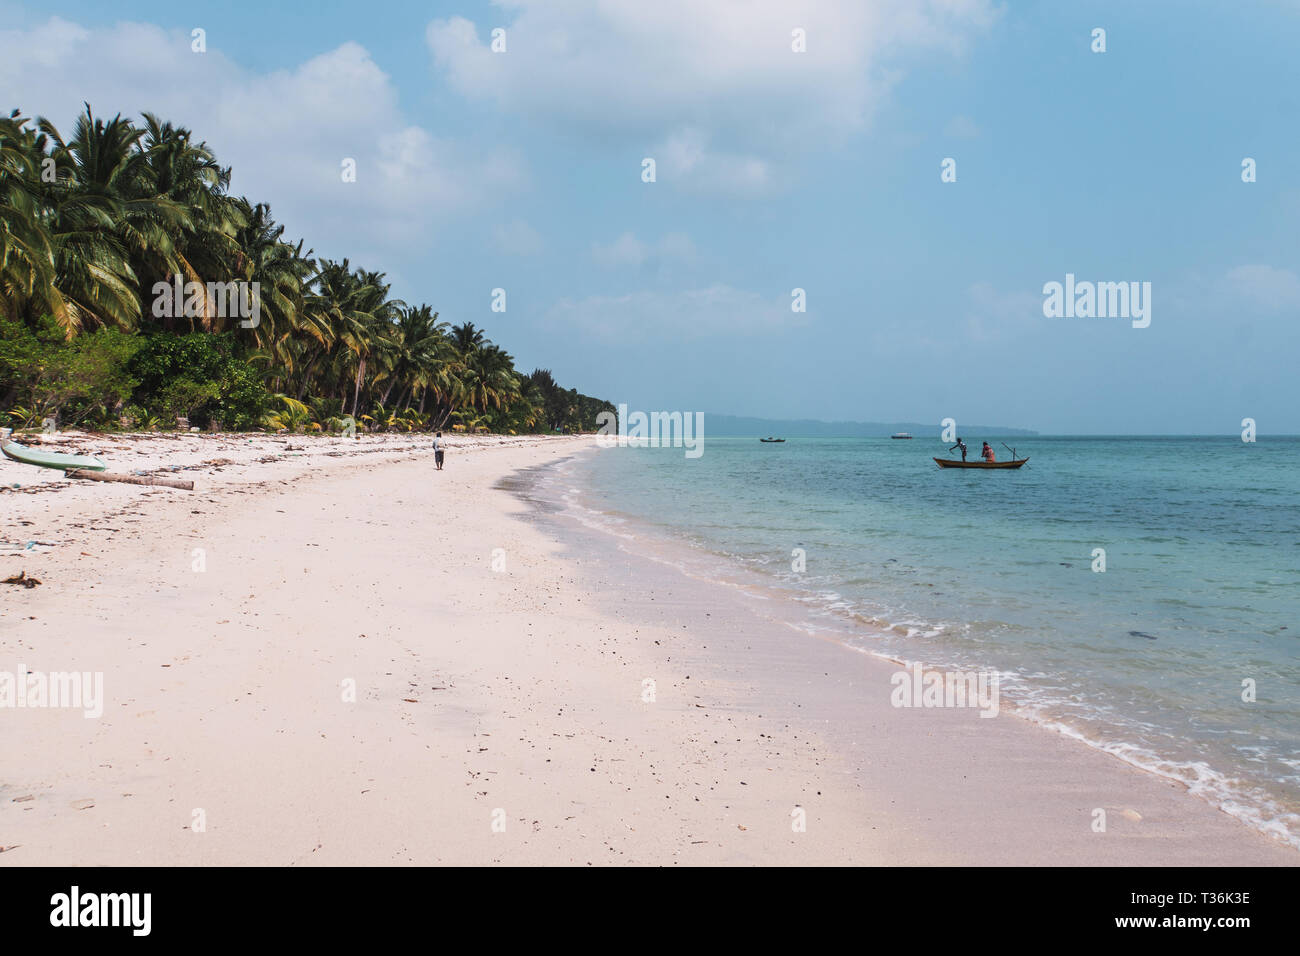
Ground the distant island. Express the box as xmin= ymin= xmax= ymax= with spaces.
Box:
xmin=706 ymin=415 xmax=1037 ymax=438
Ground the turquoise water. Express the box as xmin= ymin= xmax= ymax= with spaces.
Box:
xmin=565 ymin=436 xmax=1300 ymax=846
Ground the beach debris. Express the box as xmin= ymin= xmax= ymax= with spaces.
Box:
xmin=66 ymin=468 xmax=195 ymax=491
xmin=70 ymin=799 xmax=95 ymax=810
xmin=1 ymin=539 xmax=57 ymax=553
xmin=2 ymin=571 xmax=41 ymax=588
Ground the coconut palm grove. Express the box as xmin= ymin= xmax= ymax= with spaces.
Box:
xmin=0 ymin=106 xmax=613 ymax=435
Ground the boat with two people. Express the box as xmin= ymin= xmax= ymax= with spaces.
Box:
xmin=933 ymin=442 xmax=1029 ymax=469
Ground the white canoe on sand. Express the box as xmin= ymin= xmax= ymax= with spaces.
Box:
xmin=0 ymin=433 xmax=107 ymax=472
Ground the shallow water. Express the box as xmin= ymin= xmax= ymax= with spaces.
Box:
xmin=551 ymin=435 xmax=1300 ymax=846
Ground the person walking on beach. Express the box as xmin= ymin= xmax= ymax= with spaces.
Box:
xmin=981 ymin=441 xmax=996 ymax=463
xmin=433 ymin=431 xmax=445 ymax=471
xmin=949 ymin=437 xmax=968 ymax=461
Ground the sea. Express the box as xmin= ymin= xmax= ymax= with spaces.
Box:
xmin=544 ymin=435 xmax=1300 ymax=847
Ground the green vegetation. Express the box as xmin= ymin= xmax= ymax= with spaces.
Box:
xmin=0 ymin=106 xmax=611 ymax=434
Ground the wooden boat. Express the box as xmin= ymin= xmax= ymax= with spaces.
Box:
xmin=933 ymin=456 xmax=1028 ymax=469
xmin=1 ymin=435 xmax=107 ymax=472
xmin=759 ymin=437 xmax=785 ymax=443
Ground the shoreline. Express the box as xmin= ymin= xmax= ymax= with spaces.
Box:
xmin=1 ymin=435 xmax=1295 ymax=864
xmin=540 ymin=441 xmax=1300 ymax=856
xmin=508 ymin=446 xmax=1300 ymax=864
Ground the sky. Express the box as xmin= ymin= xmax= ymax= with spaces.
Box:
xmin=2 ymin=0 xmax=1297 ymax=433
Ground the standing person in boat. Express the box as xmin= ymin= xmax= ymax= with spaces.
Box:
xmin=433 ymin=432 xmax=445 ymax=471
xmin=981 ymin=441 xmax=996 ymax=462
xmin=949 ymin=437 xmax=968 ymax=461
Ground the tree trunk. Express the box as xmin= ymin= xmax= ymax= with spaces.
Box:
xmin=351 ymin=356 xmax=365 ymax=416
xmin=67 ymin=469 xmax=195 ymax=491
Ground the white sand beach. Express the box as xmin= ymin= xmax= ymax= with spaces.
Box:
xmin=1 ymin=434 xmax=1296 ymax=865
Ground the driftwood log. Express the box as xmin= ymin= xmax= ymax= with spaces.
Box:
xmin=66 ymin=469 xmax=195 ymax=491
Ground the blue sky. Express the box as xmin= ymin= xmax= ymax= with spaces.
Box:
xmin=2 ymin=0 xmax=1297 ymax=433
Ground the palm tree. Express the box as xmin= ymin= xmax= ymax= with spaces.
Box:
xmin=300 ymin=261 xmax=403 ymax=416
xmin=2 ymin=102 xmax=611 ymax=436
xmin=137 ymin=113 xmax=247 ymax=329
xmin=380 ymin=304 xmax=448 ymax=409
xmin=232 ymin=200 xmax=312 ymax=360
xmin=349 ymin=268 xmax=404 ymax=414
xmin=38 ymin=106 xmax=189 ymax=332
xmin=0 ymin=111 xmax=68 ymax=329
xmin=450 ymin=321 xmax=485 ymax=355
xmin=460 ymin=343 xmax=520 ymax=415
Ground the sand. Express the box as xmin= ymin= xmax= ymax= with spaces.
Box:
xmin=0 ymin=433 xmax=1295 ymax=865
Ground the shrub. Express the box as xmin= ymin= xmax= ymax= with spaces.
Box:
xmin=0 ymin=315 xmax=140 ymax=428
xmin=127 ymin=332 xmax=269 ymax=430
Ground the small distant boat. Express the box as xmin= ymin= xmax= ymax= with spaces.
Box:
xmin=759 ymin=437 xmax=785 ymax=443
xmin=1 ymin=435 xmax=107 ymax=471
xmin=933 ymin=457 xmax=1028 ymax=469
xmin=890 ymin=432 xmax=913 ymax=439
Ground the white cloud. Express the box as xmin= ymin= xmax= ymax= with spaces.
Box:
xmin=1161 ymin=264 xmax=1300 ymax=323
xmin=591 ymin=231 xmax=696 ymax=268
xmin=1223 ymin=265 xmax=1300 ymax=311
xmin=427 ymin=1 xmax=998 ymax=194
xmin=592 ymin=233 xmax=648 ymax=268
xmin=945 ymin=114 xmax=981 ymax=138
xmin=493 ymin=219 xmax=544 ymax=256
xmin=0 ymin=17 xmax=525 ymax=249
xmin=656 ymin=232 xmax=697 ymax=261
xmin=0 ymin=14 xmax=88 ymax=68
xmin=653 ymin=128 xmax=772 ymax=197
xmin=547 ymin=284 xmax=802 ymax=341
